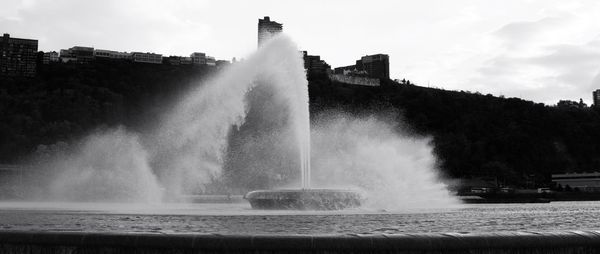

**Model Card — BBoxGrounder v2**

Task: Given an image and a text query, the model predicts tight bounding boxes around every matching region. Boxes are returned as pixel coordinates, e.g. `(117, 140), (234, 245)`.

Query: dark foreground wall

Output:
(1, 231), (600, 254)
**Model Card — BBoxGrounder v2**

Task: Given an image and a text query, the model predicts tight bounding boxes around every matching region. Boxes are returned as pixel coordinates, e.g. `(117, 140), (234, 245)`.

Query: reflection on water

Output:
(0, 201), (598, 234)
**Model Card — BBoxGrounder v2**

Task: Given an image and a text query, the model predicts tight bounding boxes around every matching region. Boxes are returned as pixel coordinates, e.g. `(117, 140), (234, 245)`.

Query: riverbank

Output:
(459, 192), (600, 203)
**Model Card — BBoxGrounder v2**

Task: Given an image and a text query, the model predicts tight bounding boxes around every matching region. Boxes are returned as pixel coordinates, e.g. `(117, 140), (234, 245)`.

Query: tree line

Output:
(2, 64), (600, 187)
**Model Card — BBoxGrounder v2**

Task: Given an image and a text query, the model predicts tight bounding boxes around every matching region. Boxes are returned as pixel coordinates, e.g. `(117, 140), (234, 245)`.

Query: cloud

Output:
(465, 7), (600, 104)
(495, 17), (568, 49)
(1, 0), (213, 55)
(2, 0), (600, 104)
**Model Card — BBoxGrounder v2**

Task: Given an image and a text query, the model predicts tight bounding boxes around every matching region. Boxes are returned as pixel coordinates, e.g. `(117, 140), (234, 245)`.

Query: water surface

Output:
(0, 201), (597, 234)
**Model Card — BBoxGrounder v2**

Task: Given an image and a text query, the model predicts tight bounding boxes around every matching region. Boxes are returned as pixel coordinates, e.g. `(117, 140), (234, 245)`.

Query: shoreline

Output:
(459, 192), (600, 203)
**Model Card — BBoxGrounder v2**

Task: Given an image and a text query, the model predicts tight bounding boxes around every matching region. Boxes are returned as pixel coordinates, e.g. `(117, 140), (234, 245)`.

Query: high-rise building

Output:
(0, 33), (38, 77)
(258, 16), (282, 47)
(593, 89), (600, 107)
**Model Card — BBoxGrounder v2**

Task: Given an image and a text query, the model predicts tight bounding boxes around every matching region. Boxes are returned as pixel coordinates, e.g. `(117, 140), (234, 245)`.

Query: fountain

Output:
(237, 35), (362, 210)
(244, 189), (362, 210)
(7, 33), (454, 211)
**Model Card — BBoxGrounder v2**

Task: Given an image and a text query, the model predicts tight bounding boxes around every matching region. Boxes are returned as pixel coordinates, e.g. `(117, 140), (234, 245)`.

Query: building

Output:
(557, 99), (587, 109)
(94, 49), (132, 60)
(166, 56), (181, 65)
(334, 54), (389, 79)
(59, 46), (95, 63)
(42, 51), (59, 64)
(206, 56), (216, 66)
(59, 49), (76, 62)
(131, 52), (162, 64)
(552, 172), (600, 192)
(593, 89), (600, 107)
(0, 33), (38, 77)
(191, 52), (206, 65)
(181, 56), (192, 65)
(166, 56), (192, 65)
(258, 16), (282, 47)
(358, 54), (389, 79)
(302, 51), (331, 77)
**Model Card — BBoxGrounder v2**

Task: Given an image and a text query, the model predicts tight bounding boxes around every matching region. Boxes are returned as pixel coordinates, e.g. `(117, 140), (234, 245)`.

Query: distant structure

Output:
(0, 33), (38, 77)
(552, 172), (600, 192)
(593, 89), (600, 107)
(166, 56), (192, 65)
(206, 56), (216, 66)
(334, 54), (390, 79)
(191, 52), (207, 65)
(60, 46), (94, 63)
(3, 34), (227, 69)
(131, 52), (162, 64)
(557, 99), (587, 109)
(42, 51), (59, 64)
(258, 16), (282, 47)
(94, 49), (132, 60)
(302, 51), (331, 78)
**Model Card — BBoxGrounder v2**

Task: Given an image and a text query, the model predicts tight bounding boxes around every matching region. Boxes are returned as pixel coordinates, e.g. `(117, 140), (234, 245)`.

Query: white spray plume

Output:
(311, 113), (458, 210)
(149, 34), (309, 197)
(12, 34), (456, 209)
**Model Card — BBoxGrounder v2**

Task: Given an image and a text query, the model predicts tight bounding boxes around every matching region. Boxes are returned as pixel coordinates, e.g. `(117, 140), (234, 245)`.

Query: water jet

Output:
(242, 35), (363, 210)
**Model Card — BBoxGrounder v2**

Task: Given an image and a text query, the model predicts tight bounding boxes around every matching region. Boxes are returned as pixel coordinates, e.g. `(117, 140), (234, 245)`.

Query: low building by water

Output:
(552, 172), (600, 192)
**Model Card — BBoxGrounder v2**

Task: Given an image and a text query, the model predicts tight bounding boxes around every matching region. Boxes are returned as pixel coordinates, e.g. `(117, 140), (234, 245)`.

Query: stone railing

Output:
(1, 231), (600, 253)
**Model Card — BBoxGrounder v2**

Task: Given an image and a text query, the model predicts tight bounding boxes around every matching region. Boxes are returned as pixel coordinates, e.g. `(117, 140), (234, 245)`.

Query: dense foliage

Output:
(2, 63), (600, 187)
(308, 75), (600, 187)
(0, 60), (212, 162)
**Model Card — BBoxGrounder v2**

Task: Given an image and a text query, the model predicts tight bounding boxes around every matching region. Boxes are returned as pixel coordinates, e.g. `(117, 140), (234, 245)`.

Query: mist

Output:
(7, 35), (457, 210)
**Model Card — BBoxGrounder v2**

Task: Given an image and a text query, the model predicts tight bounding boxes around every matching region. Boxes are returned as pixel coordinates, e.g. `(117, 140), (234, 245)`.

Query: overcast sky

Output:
(2, 0), (600, 104)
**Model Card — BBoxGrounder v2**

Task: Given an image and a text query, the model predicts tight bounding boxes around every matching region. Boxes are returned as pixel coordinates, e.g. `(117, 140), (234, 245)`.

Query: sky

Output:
(2, 0), (600, 104)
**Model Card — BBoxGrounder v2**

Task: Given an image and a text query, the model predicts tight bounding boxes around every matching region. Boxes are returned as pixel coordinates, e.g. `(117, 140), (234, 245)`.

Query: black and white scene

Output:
(2, 0), (600, 253)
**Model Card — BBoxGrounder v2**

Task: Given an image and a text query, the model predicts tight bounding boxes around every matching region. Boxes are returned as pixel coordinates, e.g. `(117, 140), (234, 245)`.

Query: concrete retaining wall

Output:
(1, 231), (600, 253)
(329, 74), (380, 87)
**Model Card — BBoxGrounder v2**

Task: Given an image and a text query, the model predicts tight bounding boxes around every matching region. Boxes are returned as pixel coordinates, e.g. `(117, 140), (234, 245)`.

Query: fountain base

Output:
(244, 189), (362, 210)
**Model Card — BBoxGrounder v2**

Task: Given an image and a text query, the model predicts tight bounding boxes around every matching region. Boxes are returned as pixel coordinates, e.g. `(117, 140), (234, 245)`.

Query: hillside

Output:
(0, 60), (214, 162)
(308, 75), (600, 187)
(2, 64), (600, 187)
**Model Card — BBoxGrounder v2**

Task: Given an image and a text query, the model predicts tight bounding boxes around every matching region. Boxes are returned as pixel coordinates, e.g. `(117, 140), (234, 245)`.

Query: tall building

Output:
(258, 16), (282, 47)
(593, 89), (600, 107)
(0, 33), (38, 77)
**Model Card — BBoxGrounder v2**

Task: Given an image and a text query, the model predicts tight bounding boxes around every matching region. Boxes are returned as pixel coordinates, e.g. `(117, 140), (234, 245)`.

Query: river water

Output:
(0, 201), (598, 235)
